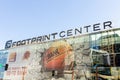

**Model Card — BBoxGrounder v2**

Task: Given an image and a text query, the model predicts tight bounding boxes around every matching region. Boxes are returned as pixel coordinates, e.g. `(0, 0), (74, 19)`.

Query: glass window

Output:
(90, 33), (96, 49)
(114, 29), (120, 53)
(95, 32), (101, 49)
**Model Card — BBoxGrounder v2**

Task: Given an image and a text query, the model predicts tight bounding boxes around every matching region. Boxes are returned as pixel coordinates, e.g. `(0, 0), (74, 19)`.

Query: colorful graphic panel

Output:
(0, 50), (8, 79)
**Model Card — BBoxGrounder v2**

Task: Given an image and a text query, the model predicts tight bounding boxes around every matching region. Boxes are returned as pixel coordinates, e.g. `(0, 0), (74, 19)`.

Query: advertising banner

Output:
(3, 46), (33, 80)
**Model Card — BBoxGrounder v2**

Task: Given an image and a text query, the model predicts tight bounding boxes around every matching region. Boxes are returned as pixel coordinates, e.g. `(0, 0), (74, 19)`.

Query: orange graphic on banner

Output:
(43, 40), (73, 70)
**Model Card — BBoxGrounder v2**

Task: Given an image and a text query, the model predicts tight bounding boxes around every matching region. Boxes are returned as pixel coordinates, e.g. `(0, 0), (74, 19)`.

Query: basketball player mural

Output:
(24, 39), (91, 80)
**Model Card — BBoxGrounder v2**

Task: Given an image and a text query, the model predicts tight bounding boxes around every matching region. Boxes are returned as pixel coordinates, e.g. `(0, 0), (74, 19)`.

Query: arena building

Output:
(0, 21), (120, 80)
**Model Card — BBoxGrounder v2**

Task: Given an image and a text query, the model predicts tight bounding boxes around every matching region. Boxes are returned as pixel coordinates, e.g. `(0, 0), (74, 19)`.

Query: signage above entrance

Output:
(5, 21), (113, 49)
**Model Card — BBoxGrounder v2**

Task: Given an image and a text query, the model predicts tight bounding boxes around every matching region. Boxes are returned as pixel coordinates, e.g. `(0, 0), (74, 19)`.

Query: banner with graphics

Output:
(3, 46), (32, 80)
(3, 37), (91, 80)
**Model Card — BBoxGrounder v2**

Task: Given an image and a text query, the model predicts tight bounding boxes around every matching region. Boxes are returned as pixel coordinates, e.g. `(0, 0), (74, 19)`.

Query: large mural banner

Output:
(3, 37), (92, 80)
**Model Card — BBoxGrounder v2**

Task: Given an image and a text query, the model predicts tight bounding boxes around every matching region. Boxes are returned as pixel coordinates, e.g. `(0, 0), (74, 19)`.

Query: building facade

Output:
(0, 28), (120, 80)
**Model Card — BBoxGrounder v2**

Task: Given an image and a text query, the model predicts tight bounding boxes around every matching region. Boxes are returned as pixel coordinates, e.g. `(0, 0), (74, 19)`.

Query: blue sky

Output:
(0, 0), (120, 49)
